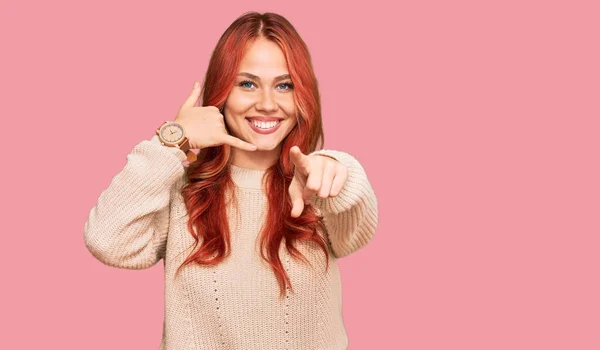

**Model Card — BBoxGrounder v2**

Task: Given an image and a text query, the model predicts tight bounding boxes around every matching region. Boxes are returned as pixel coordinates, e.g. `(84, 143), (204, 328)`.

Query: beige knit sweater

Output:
(84, 134), (378, 350)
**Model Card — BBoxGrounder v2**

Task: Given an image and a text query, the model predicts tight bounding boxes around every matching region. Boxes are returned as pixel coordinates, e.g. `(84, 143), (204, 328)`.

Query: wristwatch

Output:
(156, 121), (197, 163)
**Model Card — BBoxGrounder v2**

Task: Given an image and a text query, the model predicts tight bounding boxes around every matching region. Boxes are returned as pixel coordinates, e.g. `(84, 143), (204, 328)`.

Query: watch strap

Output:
(179, 137), (198, 163)
(178, 136), (190, 152)
(185, 150), (197, 163)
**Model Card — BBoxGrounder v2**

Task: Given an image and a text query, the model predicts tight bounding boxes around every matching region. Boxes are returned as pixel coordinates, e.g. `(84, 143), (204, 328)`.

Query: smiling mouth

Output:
(247, 119), (281, 129)
(245, 118), (283, 135)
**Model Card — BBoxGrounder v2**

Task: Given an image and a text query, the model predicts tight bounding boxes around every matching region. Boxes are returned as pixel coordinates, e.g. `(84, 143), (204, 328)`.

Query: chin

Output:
(253, 142), (281, 151)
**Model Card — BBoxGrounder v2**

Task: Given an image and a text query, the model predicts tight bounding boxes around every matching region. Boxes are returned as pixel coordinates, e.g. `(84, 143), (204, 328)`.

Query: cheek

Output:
(288, 116), (298, 128)
(281, 98), (296, 116)
(284, 118), (298, 136)
(223, 112), (241, 129)
(226, 91), (254, 112)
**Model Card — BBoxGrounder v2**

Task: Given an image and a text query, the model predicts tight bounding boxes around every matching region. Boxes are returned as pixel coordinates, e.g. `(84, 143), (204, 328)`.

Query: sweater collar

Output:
(230, 164), (267, 190)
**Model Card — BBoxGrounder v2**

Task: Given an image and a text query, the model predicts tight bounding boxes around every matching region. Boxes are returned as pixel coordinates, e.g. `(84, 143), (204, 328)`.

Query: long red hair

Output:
(175, 11), (330, 298)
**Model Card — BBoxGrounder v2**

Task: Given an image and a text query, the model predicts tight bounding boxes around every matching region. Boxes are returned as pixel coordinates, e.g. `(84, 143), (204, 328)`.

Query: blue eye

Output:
(238, 80), (294, 90)
(239, 80), (255, 88)
(277, 82), (294, 90)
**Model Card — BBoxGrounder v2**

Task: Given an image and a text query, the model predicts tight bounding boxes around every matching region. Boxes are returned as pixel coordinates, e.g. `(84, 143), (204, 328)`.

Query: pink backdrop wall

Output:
(3, 0), (599, 349)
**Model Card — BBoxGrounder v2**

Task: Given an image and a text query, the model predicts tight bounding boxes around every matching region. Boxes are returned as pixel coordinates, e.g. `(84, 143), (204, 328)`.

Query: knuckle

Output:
(306, 183), (319, 191)
(325, 161), (337, 172)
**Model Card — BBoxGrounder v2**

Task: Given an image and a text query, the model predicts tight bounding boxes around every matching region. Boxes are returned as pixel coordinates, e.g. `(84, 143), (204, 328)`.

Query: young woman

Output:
(84, 11), (378, 350)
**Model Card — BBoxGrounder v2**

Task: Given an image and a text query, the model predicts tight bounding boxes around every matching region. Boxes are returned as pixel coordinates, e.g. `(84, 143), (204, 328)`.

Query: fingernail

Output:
(193, 81), (199, 89)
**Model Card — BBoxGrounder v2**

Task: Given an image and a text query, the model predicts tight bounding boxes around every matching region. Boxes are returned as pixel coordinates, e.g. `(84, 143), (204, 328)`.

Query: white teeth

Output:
(250, 120), (280, 129)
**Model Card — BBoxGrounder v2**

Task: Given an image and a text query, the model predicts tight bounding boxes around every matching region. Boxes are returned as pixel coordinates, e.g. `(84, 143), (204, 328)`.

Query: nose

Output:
(255, 89), (278, 112)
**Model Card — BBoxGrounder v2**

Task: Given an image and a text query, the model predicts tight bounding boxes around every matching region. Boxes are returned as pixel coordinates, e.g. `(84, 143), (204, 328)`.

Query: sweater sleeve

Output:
(83, 134), (188, 269)
(308, 149), (379, 258)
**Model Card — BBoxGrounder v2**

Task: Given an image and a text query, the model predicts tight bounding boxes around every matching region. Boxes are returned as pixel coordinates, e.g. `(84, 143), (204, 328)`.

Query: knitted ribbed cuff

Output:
(150, 134), (189, 163)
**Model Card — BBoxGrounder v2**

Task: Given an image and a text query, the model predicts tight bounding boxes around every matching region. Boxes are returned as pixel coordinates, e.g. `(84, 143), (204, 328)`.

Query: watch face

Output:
(161, 123), (184, 143)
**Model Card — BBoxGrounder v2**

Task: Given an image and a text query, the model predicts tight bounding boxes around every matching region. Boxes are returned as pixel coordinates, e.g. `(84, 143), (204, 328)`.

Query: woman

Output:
(84, 11), (378, 350)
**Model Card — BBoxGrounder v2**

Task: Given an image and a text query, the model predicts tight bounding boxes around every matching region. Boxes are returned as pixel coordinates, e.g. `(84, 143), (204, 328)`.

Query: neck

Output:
(230, 146), (281, 170)
(229, 163), (267, 190)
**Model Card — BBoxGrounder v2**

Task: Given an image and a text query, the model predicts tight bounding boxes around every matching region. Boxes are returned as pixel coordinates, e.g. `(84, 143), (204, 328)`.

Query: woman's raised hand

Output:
(174, 82), (258, 151)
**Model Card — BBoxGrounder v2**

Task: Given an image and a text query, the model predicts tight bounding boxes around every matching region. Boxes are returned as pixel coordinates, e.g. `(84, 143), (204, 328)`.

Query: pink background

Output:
(3, 0), (599, 349)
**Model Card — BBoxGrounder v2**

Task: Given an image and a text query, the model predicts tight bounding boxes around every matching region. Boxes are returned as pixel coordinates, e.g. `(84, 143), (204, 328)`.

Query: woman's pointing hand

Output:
(288, 146), (348, 218)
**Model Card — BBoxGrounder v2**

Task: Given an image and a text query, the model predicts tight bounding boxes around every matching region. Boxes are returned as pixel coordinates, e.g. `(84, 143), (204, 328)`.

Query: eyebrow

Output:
(238, 72), (291, 82)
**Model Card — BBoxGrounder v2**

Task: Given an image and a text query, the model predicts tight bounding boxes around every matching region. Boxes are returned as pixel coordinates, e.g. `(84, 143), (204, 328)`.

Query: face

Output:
(223, 37), (297, 155)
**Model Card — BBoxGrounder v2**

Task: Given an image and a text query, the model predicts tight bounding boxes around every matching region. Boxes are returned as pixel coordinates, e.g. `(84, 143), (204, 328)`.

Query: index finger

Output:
(290, 146), (310, 174)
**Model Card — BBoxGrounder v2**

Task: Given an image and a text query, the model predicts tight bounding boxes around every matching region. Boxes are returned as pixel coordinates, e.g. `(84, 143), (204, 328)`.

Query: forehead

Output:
(238, 38), (288, 77)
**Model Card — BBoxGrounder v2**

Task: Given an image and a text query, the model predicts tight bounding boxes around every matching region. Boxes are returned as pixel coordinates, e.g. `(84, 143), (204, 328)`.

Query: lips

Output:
(246, 118), (282, 135)
(245, 116), (283, 122)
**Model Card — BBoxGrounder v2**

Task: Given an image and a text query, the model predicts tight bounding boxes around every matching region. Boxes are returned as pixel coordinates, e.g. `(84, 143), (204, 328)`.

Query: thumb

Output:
(289, 178), (305, 218)
(182, 81), (201, 108)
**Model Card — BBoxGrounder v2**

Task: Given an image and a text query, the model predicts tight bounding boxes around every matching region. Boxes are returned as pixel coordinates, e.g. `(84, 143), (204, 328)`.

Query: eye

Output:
(239, 80), (256, 89)
(277, 81), (294, 90)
